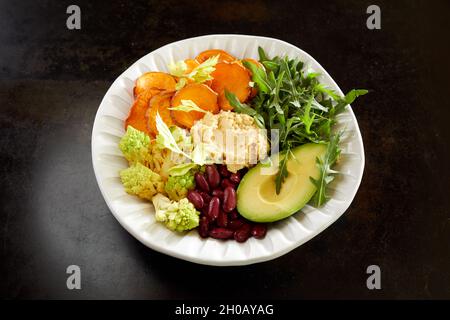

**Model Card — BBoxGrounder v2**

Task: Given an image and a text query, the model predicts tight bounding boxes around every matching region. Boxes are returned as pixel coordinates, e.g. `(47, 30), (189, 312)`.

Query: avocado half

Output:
(236, 143), (327, 223)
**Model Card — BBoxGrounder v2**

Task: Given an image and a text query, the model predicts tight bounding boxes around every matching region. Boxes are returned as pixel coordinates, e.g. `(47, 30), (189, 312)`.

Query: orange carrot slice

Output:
(171, 83), (219, 128)
(210, 61), (251, 110)
(134, 72), (176, 97)
(125, 90), (153, 135)
(146, 91), (175, 136)
(195, 49), (235, 64)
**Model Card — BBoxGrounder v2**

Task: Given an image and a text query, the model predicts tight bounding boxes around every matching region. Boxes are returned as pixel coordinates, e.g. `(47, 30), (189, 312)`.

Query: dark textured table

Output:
(1, 0), (449, 299)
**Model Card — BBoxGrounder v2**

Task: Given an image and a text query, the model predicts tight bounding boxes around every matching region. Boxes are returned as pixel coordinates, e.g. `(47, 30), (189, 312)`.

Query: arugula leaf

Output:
(224, 90), (256, 116)
(310, 134), (341, 207)
(225, 90), (266, 128)
(334, 89), (369, 114)
(275, 148), (290, 194)
(315, 84), (340, 100)
(268, 70), (285, 114)
(242, 60), (271, 94)
(307, 72), (320, 79)
(300, 98), (315, 134)
(262, 61), (278, 71)
(253, 114), (266, 129)
(239, 47), (367, 204)
(258, 46), (268, 62)
(344, 89), (369, 104)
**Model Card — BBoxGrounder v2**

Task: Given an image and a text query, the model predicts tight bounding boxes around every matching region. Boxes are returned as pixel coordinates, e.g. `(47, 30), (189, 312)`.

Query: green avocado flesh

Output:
(236, 143), (327, 223)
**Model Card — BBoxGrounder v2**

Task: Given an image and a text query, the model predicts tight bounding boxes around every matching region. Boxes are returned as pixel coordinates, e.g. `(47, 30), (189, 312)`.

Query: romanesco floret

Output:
(152, 193), (200, 232)
(164, 170), (195, 201)
(119, 126), (151, 165)
(120, 163), (165, 200)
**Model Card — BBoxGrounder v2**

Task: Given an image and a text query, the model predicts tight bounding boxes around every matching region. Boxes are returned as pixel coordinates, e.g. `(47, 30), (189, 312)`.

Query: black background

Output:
(1, 0), (450, 299)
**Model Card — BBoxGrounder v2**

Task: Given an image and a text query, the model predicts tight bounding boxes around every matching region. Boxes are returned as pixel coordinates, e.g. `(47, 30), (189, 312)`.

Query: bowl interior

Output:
(91, 35), (365, 266)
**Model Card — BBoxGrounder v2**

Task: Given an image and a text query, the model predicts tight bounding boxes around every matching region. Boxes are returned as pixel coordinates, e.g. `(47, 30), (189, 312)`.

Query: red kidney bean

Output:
(229, 210), (239, 220)
(206, 165), (220, 188)
(228, 219), (244, 230)
(212, 189), (224, 200)
(229, 172), (241, 184)
(187, 190), (204, 209)
(201, 205), (209, 217)
(251, 224), (267, 239)
(217, 209), (228, 228)
(207, 196), (220, 221)
(234, 224), (252, 242)
(218, 165), (231, 177)
(223, 187), (237, 212)
(221, 178), (236, 189)
(199, 191), (211, 204)
(195, 172), (210, 193)
(199, 216), (210, 238)
(209, 228), (234, 240)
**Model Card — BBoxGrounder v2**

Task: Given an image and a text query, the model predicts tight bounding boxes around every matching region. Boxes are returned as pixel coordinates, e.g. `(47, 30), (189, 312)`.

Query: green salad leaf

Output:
(155, 112), (191, 158)
(168, 163), (198, 176)
(188, 54), (219, 83)
(224, 90), (256, 116)
(310, 134), (342, 207)
(226, 47), (368, 204)
(274, 147), (290, 194)
(168, 55), (219, 90)
(169, 99), (207, 113)
(168, 60), (188, 77)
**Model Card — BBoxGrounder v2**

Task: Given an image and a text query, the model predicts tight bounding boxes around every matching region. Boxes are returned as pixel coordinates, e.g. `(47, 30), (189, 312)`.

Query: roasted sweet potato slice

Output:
(184, 59), (200, 73)
(180, 59), (212, 86)
(146, 91), (175, 136)
(178, 59), (214, 87)
(242, 58), (264, 98)
(125, 90), (153, 135)
(134, 72), (176, 97)
(210, 61), (251, 110)
(171, 83), (219, 128)
(195, 49), (235, 64)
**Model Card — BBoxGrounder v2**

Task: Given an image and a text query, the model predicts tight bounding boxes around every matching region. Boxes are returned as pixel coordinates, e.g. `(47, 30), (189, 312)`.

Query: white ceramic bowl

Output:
(91, 34), (365, 266)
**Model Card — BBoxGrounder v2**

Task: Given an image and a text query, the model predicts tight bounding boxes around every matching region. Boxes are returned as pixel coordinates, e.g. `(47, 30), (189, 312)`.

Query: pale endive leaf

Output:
(155, 112), (190, 158)
(168, 100), (207, 113)
(168, 60), (188, 77)
(188, 54), (219, 83)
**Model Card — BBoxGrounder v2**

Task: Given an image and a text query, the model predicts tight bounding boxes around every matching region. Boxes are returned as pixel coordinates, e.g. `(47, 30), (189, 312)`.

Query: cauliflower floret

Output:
(119, 126), (152, 165)
(152, 194), (200, 232)
(150, 126), (193, 180)
(147, 141), (171, 179)
(164, 170), (195, 201)
(190, 111), (268, 172)
(120, 163), (165, 200)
